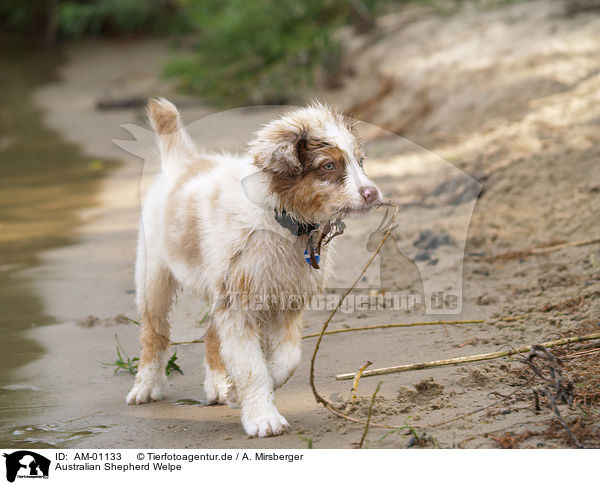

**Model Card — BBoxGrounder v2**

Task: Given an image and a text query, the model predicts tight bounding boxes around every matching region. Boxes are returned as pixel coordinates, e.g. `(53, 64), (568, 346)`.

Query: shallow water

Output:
(0, 39), (114, 446)
(8, 423), (112, 448)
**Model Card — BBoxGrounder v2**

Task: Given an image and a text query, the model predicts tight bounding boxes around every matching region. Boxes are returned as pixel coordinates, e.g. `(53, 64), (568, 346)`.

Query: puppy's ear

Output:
(249, 119), (310, 176)
(295, 135), (311, 170)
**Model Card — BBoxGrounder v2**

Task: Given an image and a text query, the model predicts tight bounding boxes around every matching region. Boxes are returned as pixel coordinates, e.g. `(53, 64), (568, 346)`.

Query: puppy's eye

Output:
(322, 161), (335, 171)
(358, 157), (365, 168)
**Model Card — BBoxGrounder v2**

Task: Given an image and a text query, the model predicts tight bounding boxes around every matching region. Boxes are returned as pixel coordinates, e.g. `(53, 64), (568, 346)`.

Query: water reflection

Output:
(0, 39), (114, 446)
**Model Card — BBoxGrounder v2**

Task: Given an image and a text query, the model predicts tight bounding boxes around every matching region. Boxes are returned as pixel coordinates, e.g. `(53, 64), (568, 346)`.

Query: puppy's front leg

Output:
(267, 310), (303, 389)
(215, 308), (289, 437)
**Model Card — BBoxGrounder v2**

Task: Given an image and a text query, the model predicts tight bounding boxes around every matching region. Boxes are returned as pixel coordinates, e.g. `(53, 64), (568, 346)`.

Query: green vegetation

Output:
(164, 0), (384, 106)
(103, 334), (183, 377)
(300, 435), (314, 448)
(1, 0), (385, 105)
(378, 420), (419, 443)
(2, 1), (531, 105)
(103, 334), (140, 376)
(3, 0), (545, 109)
(0, 0), (184, 40)
(165, 351), (184, 376)
(57, 0), (183, 38)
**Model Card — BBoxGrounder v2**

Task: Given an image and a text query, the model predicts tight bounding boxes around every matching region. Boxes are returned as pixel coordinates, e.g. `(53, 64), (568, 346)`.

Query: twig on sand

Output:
(541, 387), (585, 448)
(488, 237), (600, 262)
(309, 202), (400, 430)
(352, 361), (373, 400)
(501, 316), (523, 322)
(358, 380), (384, 448)
(518, 345), (586, 448)
(301, 319), (484, 340)
(170, 319), (485, 346)
(171, 338), (204, 346)
(335, 332), (600, 380)
(529, 237), (600, 255)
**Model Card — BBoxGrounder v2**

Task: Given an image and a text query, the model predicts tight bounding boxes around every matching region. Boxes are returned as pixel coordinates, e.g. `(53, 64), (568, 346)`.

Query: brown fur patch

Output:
(181, 198), (203, 263)
(168, 158), (214, 198)
(252, 125), (308, 175)
(281, 310), (303, 345)
(229, 270), (252, 309)
(164, 159), (214, 265)
(140, 323), (170, 367)
(204, 324), (226, 373)
(316, 146), (347, 183)
(269, 142), (349, 222)
(148, 98), (179, 135)
(138, 269), (177, 367)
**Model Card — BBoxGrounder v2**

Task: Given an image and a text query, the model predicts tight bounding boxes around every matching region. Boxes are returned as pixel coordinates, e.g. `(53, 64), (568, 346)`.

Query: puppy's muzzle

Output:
(359, 186), (380, 205)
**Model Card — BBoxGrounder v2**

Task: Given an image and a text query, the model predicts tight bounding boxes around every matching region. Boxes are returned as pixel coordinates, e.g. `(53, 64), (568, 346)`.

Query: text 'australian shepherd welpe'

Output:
(126, 98), (382, 437)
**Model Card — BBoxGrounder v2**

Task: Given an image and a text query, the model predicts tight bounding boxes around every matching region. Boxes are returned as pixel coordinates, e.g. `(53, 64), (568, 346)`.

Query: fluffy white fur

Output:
(126, 98), (381, 437)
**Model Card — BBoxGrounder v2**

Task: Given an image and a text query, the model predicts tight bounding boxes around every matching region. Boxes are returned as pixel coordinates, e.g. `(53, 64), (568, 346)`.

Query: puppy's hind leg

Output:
(203, 323), (231, 405)
(126, 262), (177, 405)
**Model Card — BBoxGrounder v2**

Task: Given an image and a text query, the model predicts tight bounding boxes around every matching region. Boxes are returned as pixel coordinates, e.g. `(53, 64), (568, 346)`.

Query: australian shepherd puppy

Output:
(126, 98), (382, 437)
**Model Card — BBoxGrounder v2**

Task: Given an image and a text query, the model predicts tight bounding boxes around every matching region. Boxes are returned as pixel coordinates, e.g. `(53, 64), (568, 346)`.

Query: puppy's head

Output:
(249, 103), (382, 224)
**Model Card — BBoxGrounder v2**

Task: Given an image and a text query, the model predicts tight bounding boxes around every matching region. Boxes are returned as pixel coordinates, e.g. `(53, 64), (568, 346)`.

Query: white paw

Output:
(126, 382), (164, 404)
(204, 370), (230, 405)
(242, 409), (289, 438)
(205, 391), (228, 406)
(225, 388), (240, 409)
(126, 364), (165, 404)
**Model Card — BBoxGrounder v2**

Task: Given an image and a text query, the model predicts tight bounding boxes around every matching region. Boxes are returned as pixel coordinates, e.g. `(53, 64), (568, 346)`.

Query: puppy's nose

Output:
(360, 186), (379, 204)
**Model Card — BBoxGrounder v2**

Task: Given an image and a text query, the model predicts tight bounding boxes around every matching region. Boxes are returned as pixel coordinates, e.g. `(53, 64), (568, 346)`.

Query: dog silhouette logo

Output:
(3, 451), (50, 482)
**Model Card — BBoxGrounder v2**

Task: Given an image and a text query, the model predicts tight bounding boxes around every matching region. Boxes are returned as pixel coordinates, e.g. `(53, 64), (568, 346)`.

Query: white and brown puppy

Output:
(126, 98), (382, 437)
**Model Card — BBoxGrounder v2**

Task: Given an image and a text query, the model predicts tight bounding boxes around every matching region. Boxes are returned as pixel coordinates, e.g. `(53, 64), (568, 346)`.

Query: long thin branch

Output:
(171, 338), (204, 346)
(529, 237), (600, 255)
(170, 319), (485, 346)
(489, 237), (600, 262)
(358, 380), (384, 448)
(352, 361), (373, 400)
(301, 319), (484, 339)
(309, 202), (401, 430)
(335, 332), (600, 380)
(541, 387), (586, 449)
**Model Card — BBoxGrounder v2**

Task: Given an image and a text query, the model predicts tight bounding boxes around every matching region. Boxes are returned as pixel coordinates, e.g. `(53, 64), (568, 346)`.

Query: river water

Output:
(0, 40), (113, 446)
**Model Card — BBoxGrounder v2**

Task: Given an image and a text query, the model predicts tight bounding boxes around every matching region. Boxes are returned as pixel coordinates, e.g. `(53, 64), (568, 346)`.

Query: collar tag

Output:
(304, 248), (320, 267)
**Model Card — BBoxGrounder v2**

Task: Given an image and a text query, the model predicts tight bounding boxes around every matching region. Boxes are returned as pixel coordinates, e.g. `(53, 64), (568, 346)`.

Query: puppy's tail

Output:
(147, 97), (197, 176)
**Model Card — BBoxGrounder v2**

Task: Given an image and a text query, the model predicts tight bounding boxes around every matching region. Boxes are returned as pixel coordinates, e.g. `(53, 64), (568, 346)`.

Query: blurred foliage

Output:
(57, 0), (183, 37)
(0, 0), (184, 40)
(0, 0), (387, 105)
(1, 1), (537, 105)
(164, 0), (387, 106)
